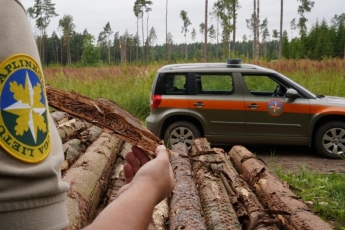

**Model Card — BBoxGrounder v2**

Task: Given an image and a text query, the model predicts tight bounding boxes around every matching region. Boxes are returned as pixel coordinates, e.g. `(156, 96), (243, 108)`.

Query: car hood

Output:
(319, 95), (345, 106)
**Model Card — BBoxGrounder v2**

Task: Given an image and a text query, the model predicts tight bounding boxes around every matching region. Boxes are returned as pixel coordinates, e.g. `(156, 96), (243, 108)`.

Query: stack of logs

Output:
(51, 111), (332, 230)
(47, 87), (332, 230)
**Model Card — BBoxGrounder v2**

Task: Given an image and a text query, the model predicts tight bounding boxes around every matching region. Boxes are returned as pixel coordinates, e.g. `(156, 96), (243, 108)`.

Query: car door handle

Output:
(247, 104), (259, 109)
(193, 102), (204, 107)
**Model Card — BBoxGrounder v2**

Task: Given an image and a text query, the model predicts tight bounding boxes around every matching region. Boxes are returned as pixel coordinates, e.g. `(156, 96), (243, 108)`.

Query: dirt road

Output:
(219, 145), (345, 174)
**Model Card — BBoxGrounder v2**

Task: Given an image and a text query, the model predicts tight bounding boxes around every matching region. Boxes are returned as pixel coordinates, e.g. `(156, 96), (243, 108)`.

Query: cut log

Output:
(79, 125), (103, 144)
(148, 198), (169, 230)
(118, 142), (133, 159)
(169, 143), (207, 230)
(191, 139), (242, 230)
(61, 139), (84, 171)
(57, 118), (92, 142)
(229, 146), (333, 230)
(62, 132), (121, 229)
(107, 158), (126, 204)
(47, 86), (162, 156)
(209, 150), (281, 229)
(50, 111), (70, 126)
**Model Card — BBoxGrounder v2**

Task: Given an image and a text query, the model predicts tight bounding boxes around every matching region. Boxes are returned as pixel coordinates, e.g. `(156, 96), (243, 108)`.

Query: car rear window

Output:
(163, 74), (187, 95)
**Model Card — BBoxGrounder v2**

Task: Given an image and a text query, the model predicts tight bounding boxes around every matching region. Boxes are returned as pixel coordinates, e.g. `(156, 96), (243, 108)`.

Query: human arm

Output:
(84, 145), (175, 230)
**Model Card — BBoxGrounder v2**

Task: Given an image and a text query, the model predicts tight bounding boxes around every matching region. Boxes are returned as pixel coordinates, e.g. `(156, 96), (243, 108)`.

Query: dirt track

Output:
(219, 145), (345, 174)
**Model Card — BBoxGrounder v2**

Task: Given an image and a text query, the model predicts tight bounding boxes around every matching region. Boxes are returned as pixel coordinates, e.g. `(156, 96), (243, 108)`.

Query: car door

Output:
(187, 72), (245, 142)
(240, 73), (311, 138)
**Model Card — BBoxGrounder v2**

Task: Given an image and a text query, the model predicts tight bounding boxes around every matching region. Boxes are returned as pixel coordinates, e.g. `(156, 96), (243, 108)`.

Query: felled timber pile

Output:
(47, 86), (332, 230)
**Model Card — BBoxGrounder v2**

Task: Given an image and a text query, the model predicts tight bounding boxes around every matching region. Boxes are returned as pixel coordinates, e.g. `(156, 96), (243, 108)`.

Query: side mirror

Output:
(285, 88), (300, 98)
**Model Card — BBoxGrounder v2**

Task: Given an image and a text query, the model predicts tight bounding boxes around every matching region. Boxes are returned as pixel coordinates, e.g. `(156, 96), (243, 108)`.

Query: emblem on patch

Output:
(0, 55), (51, 163)
(267, 99), (283, 116)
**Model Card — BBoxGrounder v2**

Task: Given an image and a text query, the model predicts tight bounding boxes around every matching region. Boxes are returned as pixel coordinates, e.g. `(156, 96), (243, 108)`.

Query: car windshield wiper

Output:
(316, 95), (325, 98)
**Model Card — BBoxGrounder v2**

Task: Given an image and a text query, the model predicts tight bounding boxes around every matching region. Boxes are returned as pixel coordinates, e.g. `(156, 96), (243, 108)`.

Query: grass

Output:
(273, 166), (345, 229)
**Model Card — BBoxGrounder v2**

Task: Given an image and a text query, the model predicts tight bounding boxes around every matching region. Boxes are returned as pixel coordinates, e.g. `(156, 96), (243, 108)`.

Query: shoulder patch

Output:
(0, 54), (51, 163)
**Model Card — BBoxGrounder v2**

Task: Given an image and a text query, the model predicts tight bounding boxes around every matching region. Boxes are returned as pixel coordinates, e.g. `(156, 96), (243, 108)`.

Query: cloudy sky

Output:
(21, 0), (345, 45)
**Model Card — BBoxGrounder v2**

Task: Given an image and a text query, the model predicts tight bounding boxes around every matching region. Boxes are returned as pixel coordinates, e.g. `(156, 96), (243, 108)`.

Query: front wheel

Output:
(164, 121), (200, 149)
(314, 121), (345, 158)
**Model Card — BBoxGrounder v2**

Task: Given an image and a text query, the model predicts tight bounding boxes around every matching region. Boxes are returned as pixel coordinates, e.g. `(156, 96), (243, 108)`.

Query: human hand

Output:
(117, 145), (175, 204)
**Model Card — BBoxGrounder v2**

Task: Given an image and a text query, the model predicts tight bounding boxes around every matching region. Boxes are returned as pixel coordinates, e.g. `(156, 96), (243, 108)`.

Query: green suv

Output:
(145, 60), (345, 158)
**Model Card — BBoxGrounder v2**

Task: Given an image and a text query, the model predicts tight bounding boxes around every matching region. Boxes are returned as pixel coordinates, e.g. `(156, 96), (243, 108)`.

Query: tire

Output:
(164, 121), (200, 149)
(314, 121), (345, 159)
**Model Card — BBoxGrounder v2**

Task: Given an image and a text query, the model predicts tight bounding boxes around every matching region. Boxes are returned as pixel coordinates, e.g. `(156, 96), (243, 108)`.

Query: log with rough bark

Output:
(63, 132), (122, 229)
(50, 111), (70, 126)
(169, 143), (207, 230)
(79, 125), (103, 144)
(191, 139), (281, 230)
(61, 139), (84, 171)
(97, 98), (159, 143)
(61, 125), (104, 171)
(229, 145), (333, 230)
(148, 199), (169, 230)
(191, 139), (242, 230)
(46, 86), (162, 155)
(57, 118), (92, 142)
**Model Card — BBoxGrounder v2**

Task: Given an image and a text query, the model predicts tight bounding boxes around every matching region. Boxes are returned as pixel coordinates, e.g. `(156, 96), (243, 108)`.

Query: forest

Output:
(27, 0), (345, 66)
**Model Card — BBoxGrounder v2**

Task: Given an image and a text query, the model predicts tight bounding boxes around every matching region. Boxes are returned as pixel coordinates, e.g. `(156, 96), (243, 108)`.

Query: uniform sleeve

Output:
(0, 1), (70, 229)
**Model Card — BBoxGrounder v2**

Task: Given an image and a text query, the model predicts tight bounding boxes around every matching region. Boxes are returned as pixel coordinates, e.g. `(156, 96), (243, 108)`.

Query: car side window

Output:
(243, 74), (286, 97)
(197, 74), (233, 95)
(163, 74), (187, 94)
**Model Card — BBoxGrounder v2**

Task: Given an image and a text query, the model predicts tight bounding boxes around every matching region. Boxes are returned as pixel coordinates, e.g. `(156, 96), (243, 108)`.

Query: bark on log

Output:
(229, 145), (333, 230)
(62, 132), (121, 229)
(47, 86), (162, 155)
(118, 142), (133, 159)
(148, 198), (169, 230)
(50, 111), (70, 126)
(191, 139), (242, 230)
(61, 139), (84, 171)
(212, 151), (281, 230)
(97, 98), (159, 143)
(107, 158), (126, 204)
(79, 125), (103, 144)
(57, 118), (92, 142)
(169, 143), (207, 230)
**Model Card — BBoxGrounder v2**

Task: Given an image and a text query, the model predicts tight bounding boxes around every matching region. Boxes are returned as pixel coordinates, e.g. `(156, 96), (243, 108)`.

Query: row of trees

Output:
(28, 0), (345, 66)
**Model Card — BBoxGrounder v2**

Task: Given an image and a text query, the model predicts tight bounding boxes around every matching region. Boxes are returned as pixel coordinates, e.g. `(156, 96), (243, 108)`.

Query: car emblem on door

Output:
(267, 99), (283, 116)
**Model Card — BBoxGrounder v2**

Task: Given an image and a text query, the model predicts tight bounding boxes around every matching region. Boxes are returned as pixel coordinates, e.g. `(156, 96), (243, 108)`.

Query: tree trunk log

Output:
(107, 158), (126, 204)
(63, 132), (121, 229)
(191, 139), (242, 230)
(50, 111), (70, 126)
(148, 198), (169, 230)
(229, 145), (333, 230)
(216, 151), (280, 229)
(169, 143), (207, 230)
(57, 118), (92, 142)
(61, 139), (84, 171)
(79, 125), (103, 144)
